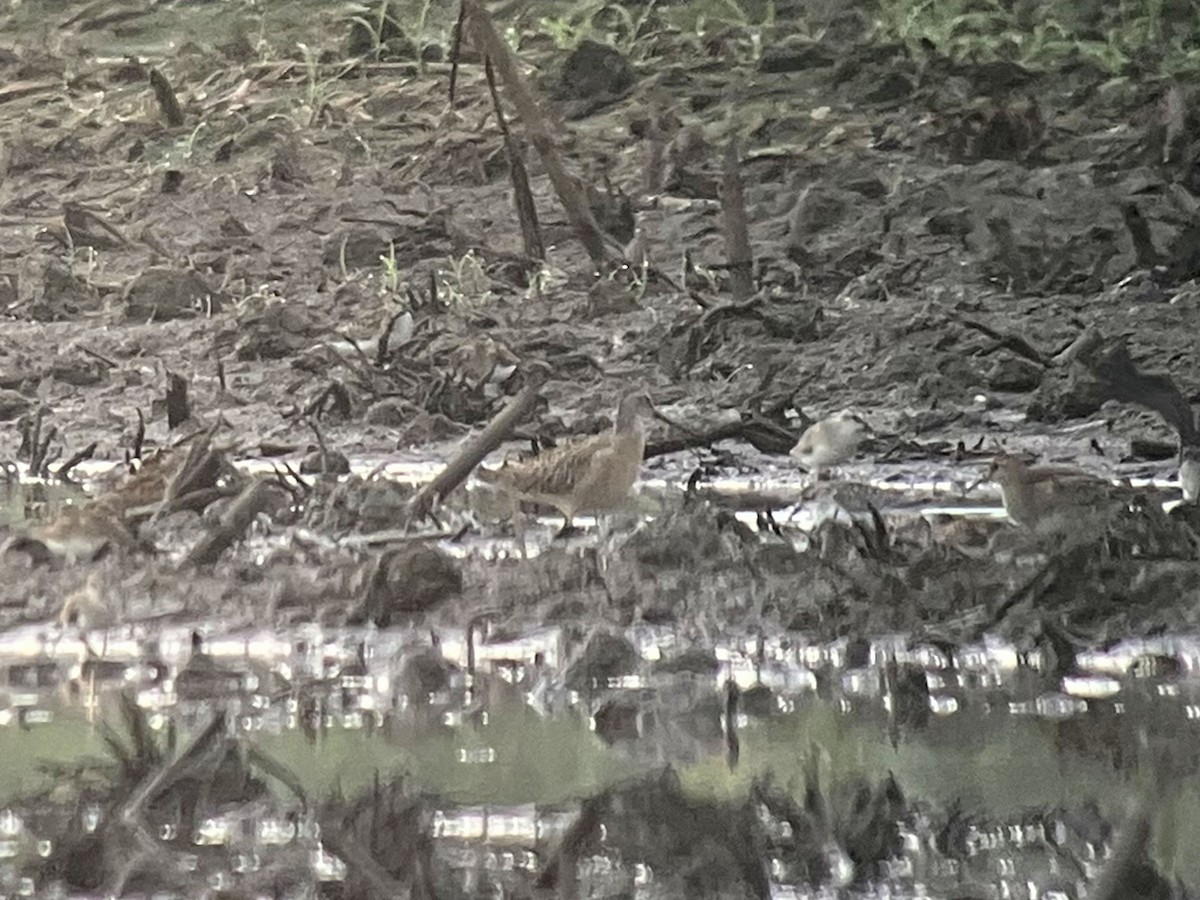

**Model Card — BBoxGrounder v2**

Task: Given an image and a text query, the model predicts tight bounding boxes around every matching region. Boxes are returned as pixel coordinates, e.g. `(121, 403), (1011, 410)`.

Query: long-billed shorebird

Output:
(987, 452), (1127, 537)
(478, 391), (654, 545)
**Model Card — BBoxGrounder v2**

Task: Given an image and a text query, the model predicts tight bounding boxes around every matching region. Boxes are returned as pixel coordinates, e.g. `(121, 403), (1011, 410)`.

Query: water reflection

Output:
(0, 610), (1195, 895)
(1, 461), (1197, 894)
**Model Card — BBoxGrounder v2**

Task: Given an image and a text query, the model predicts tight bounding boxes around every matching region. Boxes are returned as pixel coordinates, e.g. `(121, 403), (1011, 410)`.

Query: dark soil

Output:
(1, 1), (1199, 476)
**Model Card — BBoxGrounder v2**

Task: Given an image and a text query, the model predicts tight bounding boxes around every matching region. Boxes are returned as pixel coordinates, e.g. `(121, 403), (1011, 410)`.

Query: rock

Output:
(0, 388), (30, 421)
(554, 40), (636, 101)
(564, 631), (639, 692)
(121, 267), (223, 321)
(985, 354), (1043, 392)
(321, 226), (390, 270)
(365, 398), (408, 427)
(300, 448), (350, 475)
(236, 302), (326, 360)
(34, 261), (101, 321)
(1027, 368), (1107, 422)
(362, 545), (463, 625)
(47, 355), (104, 387)
(788, 185), (850, 238)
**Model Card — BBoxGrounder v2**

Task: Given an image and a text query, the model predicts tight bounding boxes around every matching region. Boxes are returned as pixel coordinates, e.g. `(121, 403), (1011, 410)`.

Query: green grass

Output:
(872, 0), (1200, 75)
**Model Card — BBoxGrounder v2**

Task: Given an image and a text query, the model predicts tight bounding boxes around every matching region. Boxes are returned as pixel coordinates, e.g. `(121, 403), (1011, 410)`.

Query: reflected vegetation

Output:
(0, 605), (1196, 897)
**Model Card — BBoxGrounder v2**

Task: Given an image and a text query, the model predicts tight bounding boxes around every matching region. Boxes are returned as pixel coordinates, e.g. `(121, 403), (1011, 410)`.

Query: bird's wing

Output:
(483, 435), (609, 498)
(569, 443), (620, 507)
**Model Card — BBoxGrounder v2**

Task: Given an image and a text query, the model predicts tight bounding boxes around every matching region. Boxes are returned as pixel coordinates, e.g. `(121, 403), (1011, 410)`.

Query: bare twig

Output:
(401, 383), (542, 525)
(461, 0), (614, 266)
(183, 478), (275, 566)
(57, 441), (97, 483)
(720, 140), (754, 301)
(79, 345), (118, 369)
(485, 57), (544, 261)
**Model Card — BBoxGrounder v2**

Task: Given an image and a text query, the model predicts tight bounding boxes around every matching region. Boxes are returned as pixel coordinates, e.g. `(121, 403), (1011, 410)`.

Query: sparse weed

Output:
(295, 41), (347, 127)
(532, 0), (644, 51)
(346, 0), (398, 57)
(516, 0), (774, 62)
(438, 251), (494, 308)
(379, 241), (401, 297)
(874, 0), (1200, 74)
(347, 0), (444, 70)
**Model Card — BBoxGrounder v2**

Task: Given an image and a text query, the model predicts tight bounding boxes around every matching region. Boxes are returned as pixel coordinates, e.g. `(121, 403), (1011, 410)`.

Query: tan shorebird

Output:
(2, 504), (138, 565)
(987, 453), (1128, 537)
(478, 391), (654, 540)
(790, 413), (869, 478)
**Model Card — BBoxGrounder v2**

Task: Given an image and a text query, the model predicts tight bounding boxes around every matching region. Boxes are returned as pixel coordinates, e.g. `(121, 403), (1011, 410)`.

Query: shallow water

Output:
(1, 458), (1196, 896)
(1, 612), (1198, 895)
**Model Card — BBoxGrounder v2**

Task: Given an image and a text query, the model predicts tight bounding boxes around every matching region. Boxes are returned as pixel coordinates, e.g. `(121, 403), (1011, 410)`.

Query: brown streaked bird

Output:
(478, 391), (654, 536)
(2, 505), (138, 566)
(987, 453), (1128, 536)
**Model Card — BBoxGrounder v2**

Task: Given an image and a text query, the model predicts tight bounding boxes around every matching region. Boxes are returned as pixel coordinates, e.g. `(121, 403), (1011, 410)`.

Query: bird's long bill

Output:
(964, 470), (989, 493)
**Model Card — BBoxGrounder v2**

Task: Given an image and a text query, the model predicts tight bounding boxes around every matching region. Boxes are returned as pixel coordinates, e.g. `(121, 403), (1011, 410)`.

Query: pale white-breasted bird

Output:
(1180, 445), (1200, 503)
(789, 413), (870, 477)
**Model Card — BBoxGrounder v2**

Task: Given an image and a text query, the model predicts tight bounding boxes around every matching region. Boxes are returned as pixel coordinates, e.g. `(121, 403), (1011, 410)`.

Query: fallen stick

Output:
(401, 384), (542, 525)
(1069, 328), (1197, 446)
(183, 478), (275, 566)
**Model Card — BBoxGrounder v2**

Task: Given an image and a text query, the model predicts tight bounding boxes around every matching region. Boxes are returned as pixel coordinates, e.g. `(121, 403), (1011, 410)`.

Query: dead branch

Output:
(952, 314), (1048, 367)
(165, 369), (190, 429)
(401, 383), (542, 525)
(149, 68), (185, 127)
(461, 0), (614, 266)
(150, 424), (223, 523)
(57, 441), (97, 483)
(183, 478), (275, 566)
(486, 57), (545, 261)
(1070, 328), (1197, 445)
(719, 140), (754, 301)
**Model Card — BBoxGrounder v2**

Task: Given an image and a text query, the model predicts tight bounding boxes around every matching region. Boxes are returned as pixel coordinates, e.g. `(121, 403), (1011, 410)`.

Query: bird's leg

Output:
(596, 512), (616, 574)
(511, 496), (528, 561)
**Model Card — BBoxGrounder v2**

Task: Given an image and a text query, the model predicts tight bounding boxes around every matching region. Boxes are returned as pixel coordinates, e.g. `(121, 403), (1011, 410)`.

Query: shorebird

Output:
(58, 570), (112, 629)
(987, 453), (1128, 536)
(478, 391), (654, 543)
(1180, 445), (1200, 503)
(2, 504), (138, 565)
(790, 413), (869, 478)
